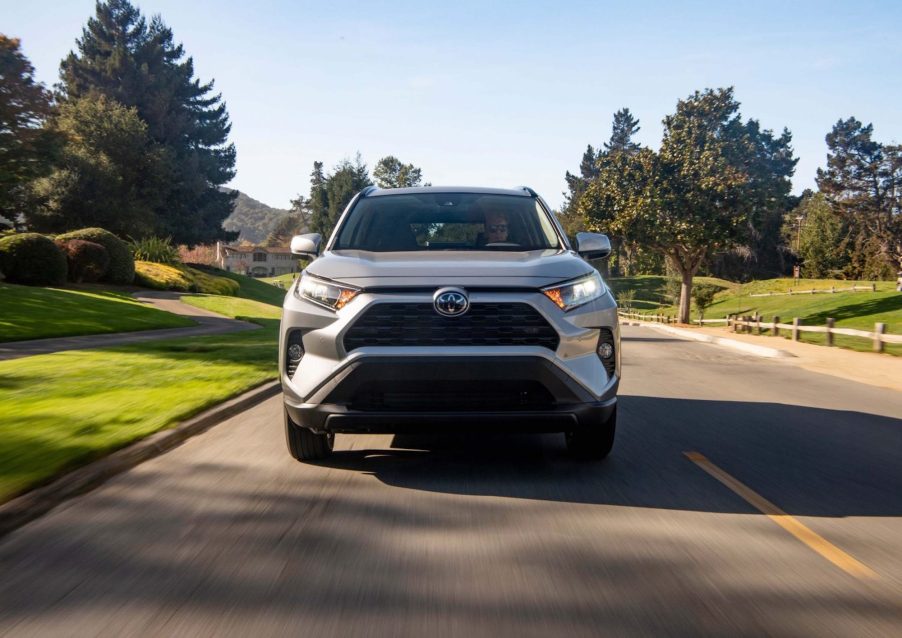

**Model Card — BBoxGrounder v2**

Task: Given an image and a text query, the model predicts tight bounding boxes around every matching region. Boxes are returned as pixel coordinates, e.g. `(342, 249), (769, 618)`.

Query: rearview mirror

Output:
(290, 233), (322, 257)
(575, 232), (611, 259)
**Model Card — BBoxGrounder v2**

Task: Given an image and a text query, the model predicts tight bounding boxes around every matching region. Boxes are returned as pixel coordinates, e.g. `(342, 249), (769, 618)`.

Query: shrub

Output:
(57, 239), (110, 283)
(56, 228), (135, 284)
(134, 261), (239, 295)
(130, 236), (180, 264)
(691, 284), (721, 320)
(0, 233), (68, 286)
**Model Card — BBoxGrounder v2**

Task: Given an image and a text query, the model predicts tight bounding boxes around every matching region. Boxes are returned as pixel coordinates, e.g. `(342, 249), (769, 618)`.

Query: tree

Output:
(373, 156), (424, 188)
(0, 35), (57, 225)
(604, 108), (641, 154)
(816, 117), (902, 273)
(308, 161), (328, 237)
(784, 192), (847, 279)
(309, 155), (372, 240)
(581, 88), (796, 322)
(265, 195), (310, 246)
(26, 95), (164, 237)
(58, 0), (237, 245)
(562, 144), (602, 219)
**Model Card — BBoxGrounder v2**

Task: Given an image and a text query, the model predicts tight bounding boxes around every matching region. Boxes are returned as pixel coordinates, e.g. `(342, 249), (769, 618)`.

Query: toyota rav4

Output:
(279, 186), (620, 460)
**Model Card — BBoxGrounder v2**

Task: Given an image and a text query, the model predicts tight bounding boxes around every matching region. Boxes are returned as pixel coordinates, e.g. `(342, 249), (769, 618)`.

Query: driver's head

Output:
(484, 210), (509, 243)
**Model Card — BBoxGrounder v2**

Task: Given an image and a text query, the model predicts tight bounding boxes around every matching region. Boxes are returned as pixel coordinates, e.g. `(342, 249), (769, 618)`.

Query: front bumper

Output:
(283, 355), (618, 434)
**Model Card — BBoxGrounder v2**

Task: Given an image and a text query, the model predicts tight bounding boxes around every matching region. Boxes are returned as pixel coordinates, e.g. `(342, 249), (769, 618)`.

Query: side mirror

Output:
(575, 232), (611, 259)
(290, 233), (322, 257)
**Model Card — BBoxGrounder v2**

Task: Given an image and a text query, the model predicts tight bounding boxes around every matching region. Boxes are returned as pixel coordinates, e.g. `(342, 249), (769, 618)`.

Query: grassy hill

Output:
(611, 276), (902, 355)
(0, 283), (195, 342)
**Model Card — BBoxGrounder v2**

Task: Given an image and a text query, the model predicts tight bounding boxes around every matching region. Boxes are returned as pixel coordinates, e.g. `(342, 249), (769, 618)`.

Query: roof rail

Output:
(515, 186), (538, 197)
(360, 185), (379, 197)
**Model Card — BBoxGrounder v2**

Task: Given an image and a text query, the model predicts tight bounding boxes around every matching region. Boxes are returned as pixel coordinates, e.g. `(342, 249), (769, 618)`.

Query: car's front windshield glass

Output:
(332, 193), (560, 252)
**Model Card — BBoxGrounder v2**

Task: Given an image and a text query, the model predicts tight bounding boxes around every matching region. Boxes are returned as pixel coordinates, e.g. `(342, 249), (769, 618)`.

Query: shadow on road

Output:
(315, 395), (902, 518)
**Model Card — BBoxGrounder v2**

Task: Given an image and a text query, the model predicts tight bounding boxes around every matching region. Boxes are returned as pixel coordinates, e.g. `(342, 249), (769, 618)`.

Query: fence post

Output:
(872, 283), (877, 292)
(755, 314), (761, 335)
(826, 318), (835, 346)
(830, 286), (835, 293)
(773, 316), (780, 337)
(874, 322), (886, 353)
(792, 317), (800, 341)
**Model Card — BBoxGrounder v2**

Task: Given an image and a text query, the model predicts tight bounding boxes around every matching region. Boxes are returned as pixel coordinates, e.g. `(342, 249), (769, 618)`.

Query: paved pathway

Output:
(644, 322), (902, 392)
(0, 291), (260, 361)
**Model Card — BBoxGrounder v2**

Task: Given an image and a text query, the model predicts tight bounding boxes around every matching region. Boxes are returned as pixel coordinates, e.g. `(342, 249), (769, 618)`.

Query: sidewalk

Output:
(0, 291), (259, 361)
(635, 321), (902, 392)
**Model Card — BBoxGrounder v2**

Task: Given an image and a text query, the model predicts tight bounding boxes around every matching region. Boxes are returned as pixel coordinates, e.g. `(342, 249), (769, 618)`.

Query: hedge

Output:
(0, 233), (67, 286)
(134, 261), (240, 295)
(56, 228), (134, 284)
(57, 239), (110, 283)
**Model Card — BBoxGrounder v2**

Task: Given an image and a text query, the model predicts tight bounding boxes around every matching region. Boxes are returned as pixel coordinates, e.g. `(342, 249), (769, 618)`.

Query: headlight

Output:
(295, 273), (360, 311)
(542, 271), (605, 311)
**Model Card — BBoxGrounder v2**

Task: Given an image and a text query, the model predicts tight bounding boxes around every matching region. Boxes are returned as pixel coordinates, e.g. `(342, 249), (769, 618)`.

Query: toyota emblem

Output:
(433, 287), (469, 317)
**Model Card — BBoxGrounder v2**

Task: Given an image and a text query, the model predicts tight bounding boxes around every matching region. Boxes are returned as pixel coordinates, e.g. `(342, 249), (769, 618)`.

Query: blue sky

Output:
(5, 0), (902, 210)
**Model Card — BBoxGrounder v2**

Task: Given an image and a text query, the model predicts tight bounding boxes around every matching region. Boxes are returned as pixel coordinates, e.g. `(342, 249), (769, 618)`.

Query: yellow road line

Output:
(684, 451), (879, 581)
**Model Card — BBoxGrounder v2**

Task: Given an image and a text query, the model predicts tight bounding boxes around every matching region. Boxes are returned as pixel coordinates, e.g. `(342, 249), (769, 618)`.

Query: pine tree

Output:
(816, 117), (902, 272)
(604, 108), (641, 154)
(58, 0), (237, 245)
(308, 161), (329, 237)
(325, 154), (372, 237)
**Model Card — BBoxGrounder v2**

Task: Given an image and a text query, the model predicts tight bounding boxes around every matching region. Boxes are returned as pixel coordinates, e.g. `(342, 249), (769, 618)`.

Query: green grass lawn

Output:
(0, 283), (195, 342)
(180, 294), (282, 321)
(187, 264), (288, 306)
(614, 276), (902, 356)
(261, 273), (299, 289)
(0, 293), (280, 502)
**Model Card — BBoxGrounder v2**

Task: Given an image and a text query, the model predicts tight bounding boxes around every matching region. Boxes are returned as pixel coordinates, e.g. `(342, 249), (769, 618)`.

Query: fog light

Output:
(287, 343), (303, 362)
(597, 342), (614, 359)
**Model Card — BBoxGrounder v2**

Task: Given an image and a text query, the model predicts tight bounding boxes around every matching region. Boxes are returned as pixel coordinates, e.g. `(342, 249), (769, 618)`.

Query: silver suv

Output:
(279, 186), (620, 461)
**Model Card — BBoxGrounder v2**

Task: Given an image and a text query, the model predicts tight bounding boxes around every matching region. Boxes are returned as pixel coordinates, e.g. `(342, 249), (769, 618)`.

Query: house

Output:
(214, 241), (301, 277)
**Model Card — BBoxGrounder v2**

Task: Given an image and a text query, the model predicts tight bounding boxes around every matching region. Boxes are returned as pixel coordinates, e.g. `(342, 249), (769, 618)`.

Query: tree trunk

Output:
(678, 269), (693, 324)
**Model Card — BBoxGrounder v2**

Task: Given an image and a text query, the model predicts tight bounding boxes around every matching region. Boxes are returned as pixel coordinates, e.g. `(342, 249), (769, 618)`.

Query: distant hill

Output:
(221, 189), (290, 244)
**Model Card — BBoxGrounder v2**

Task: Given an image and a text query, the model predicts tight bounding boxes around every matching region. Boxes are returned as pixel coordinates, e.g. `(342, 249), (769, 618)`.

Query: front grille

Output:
(343, 303), (559, 351)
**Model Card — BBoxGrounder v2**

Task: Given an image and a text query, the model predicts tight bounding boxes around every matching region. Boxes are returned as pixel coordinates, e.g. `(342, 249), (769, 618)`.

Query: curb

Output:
(632, 321), (796, 359)
(0, 379), (281, 538)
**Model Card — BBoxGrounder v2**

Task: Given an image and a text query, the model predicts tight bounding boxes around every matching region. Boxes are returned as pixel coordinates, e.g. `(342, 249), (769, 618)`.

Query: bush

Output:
(130, 236), (180, 264)
(0, 233), (68, 286)
(56, 228), (134, 284)
(57, 239), (110, 283)
(134, 261), (239, 295)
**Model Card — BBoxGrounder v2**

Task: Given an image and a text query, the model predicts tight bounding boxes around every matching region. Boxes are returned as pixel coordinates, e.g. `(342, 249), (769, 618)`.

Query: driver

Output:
(484, 210), (509, 244)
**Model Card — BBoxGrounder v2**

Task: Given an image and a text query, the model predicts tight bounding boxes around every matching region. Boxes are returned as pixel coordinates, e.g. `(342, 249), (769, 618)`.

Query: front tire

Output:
(285, 406), (333, 461)
(566, 405), (616, 460)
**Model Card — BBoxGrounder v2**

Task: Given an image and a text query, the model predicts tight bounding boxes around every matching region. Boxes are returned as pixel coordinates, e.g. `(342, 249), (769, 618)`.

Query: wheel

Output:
(284, 406), (334, 461)
(565, 405), (616, 460)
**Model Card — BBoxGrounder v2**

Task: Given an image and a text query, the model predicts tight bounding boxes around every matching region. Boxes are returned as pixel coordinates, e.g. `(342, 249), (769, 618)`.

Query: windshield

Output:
(332, 193), (561, 252)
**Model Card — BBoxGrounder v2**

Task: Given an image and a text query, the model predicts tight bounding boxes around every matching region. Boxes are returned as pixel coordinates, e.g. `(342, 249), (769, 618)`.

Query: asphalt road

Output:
(1, 326), (901, 637)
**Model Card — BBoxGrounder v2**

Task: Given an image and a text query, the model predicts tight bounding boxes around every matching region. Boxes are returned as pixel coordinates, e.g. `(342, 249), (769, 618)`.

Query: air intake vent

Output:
(343, 303), (559, 351)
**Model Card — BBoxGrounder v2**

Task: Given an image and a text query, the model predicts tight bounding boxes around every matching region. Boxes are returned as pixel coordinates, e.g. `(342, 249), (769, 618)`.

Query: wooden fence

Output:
(618, 310), (901, 353)
(748, 284), (876, 298)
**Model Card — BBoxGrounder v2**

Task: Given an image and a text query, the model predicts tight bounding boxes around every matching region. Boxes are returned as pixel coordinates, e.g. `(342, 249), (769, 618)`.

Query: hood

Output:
(306, 249), (594, 288)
